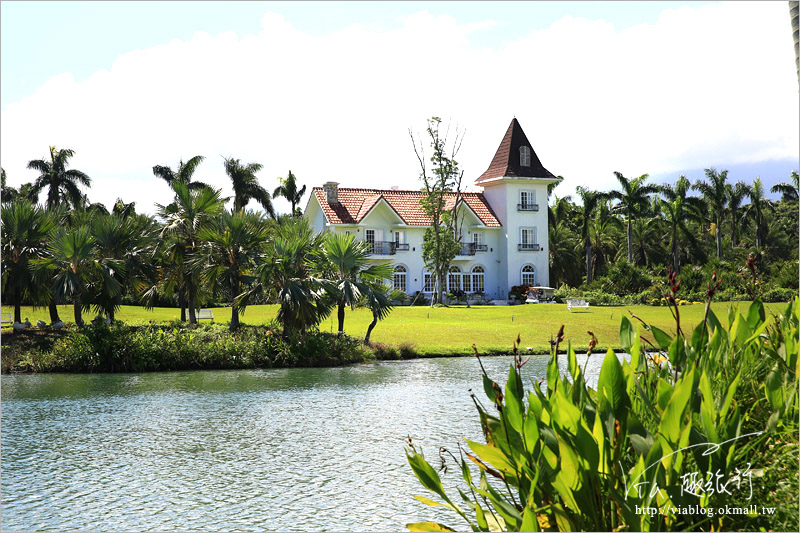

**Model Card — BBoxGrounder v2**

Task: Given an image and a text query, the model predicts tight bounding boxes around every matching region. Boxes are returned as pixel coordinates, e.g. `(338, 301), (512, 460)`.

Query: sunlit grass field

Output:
(2, 300), (788, 355)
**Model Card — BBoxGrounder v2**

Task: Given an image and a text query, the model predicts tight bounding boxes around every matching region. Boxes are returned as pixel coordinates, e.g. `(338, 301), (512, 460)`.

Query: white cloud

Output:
(1, 2), (796, 213)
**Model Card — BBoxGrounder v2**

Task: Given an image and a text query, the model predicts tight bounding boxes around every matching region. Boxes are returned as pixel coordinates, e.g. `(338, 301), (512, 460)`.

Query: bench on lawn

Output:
(196, 309), (214, 320)
(566, 298), (589, 311)
(1, 312), (12, 326)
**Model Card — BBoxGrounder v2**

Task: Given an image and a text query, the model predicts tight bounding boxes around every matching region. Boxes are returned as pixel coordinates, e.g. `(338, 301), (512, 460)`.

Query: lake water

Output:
(1, 354), (607, 531)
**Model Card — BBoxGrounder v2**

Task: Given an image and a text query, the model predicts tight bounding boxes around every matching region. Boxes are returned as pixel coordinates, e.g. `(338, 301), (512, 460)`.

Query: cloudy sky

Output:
(1, 1), (797, 215)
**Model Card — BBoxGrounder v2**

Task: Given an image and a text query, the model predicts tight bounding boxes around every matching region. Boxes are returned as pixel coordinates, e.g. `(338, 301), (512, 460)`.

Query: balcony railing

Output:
(517, 203), (539, 212)
(518, 243), (541, 251)
(368, 241), (408, 255)
(457, 243), (489, 256)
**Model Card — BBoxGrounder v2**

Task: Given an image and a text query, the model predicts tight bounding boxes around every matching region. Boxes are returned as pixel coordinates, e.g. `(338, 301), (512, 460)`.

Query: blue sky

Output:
(1, 1), (797, 213)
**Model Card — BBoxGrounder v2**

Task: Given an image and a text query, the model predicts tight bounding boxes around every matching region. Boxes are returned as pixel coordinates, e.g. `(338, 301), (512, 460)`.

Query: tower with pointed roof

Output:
(476, 118), (559, 294)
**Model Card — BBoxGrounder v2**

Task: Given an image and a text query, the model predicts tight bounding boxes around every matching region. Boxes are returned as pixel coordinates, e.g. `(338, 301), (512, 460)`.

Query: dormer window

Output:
(519, 146), (531, 167)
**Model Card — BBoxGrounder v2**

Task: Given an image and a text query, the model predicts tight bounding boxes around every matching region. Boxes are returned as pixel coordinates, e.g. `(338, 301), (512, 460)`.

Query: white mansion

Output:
(304, 118), (559, 300)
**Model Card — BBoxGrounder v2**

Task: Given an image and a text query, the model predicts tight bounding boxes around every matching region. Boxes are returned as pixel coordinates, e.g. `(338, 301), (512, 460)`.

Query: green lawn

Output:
(2, 300), (788, 355)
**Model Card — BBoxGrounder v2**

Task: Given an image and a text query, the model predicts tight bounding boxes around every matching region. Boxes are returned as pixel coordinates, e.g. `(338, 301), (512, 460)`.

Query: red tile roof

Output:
(311, 188), (502, 227)
(476, 118), (557, 184)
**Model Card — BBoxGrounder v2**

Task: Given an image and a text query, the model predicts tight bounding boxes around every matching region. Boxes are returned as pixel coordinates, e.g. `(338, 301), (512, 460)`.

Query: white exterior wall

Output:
(480, 178), (552, 291)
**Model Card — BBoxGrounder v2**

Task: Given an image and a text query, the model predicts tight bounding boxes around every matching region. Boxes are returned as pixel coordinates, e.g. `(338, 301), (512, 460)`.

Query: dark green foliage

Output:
(599, 261), (653, 295)
(406, 297), (799, 532)
(2, 322), (371, 373)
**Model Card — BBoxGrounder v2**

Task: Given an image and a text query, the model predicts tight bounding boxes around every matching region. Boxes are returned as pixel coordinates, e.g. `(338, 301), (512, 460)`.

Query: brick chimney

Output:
(322, 181), (339, 204)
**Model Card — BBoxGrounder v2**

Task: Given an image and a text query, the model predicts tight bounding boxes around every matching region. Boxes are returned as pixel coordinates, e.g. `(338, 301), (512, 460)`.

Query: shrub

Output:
(599, 261), (653, 295)
(406, 298), (799, 532)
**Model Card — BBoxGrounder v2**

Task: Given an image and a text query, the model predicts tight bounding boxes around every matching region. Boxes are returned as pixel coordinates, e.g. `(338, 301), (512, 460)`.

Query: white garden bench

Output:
(566, 299), (590, 311)
(1, 312), (12, 326)
(196, 309), (214, 320)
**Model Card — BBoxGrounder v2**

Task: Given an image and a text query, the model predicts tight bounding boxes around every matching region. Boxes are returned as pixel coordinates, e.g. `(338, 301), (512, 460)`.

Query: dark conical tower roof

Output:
(476, 118), (556, 184)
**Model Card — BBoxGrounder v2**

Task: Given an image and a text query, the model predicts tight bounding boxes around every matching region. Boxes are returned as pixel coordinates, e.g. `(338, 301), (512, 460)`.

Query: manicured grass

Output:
(2, 300), (788, 355)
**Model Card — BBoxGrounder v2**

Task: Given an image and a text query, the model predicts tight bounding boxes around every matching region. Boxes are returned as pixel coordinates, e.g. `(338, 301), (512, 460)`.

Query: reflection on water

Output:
(1, 353), (609, 531)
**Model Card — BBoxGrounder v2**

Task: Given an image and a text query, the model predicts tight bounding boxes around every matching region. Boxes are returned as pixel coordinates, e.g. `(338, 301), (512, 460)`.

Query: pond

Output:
(1, 353), (608, 531)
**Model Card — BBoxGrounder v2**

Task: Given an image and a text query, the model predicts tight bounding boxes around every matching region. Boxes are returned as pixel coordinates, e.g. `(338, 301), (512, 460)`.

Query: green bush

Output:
(598, 262), (653, 295)
(406, 298), (799, 532)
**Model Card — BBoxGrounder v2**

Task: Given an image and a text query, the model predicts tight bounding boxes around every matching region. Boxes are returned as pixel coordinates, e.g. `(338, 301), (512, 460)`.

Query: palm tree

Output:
(112, 198), (137, 218)
(273, 170), (307, 216)
(588, 201), (623, 280)
(608, 172), (660, 264)
(1, 201), (56, 323)
(548, 221), (581, 287)
(316, 233), (394, 335)
(34, 226), (122, 327)
(575, 186), (608, 283)
(692, 168), (729, 259)
(28, 146), (91, 209)
(771, 170), (799, 202)
(90, 213), (158, 323)
(362, 284), (396, 343)
(197, 210), (270, 331)
(156, 183), (225, 324)
(236, 218), (331, 339)
(223, 157), (276, 218)
(152, 155), (209, 191)
(629, 217), (665, 267)
(659, 175), (705, 274)
(743, 177), (775, 250)
(726, 181), (751, 247)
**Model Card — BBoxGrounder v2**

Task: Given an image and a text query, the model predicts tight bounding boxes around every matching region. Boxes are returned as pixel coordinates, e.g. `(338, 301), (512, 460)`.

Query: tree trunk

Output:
(230, 279), (240, 332)
(672, 227), (680, 275)
(438, 272), (447, 306)
(74, 292), (83, 327)
(230, 304), (239, 332)
(49, 298), (60, 324)
(364, 313), (378, 343)
(715, 217), (723, 258)
(14, 286), (21, 323)
(187, 283), (197, 324)
(791, 1), (799, 84)
(337, 301), (345, 335)
(178, 290), (186, 322)
(109, 308), (115, 325)
(627, 221), (634, 263)
(585, 242), (593, 284)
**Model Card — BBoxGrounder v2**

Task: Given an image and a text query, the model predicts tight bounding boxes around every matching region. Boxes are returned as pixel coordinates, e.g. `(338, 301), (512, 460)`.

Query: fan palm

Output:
(771, 170), (799, 203)
(692, 168), (728, 259)
(588, 201), (623, 280)
(28, 146), (91, 209)
(224, 157), (276, 218)
(152, 155), (209, 191)
(362, 283), (397, 343)
(90, 213), (158, 323)
(659, 176), (705, 274)
(156, 182), (226, 324)
(575, 186), (608, 283)
(1, 201), (56, 322)
(726, 181), (751, 247)
(272, 170), (307, 216)
(197, 210), (270, 331)
(236, 218), (331, 338)
(742, 177), (775, 250)
(608, 172), (660, 264)
(548, 221), (581, 287)
(316, 232), (394, 335)
(34, 226), (122, 327)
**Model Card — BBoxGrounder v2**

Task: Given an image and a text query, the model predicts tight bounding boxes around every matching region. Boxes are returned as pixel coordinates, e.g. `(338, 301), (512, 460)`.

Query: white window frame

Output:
(423, 271), (434, 293)
(472, 265), (485, 293)
(448, 266), (462, 292)
(520, 146), (531, 167)
(393, 265), (407, 293)
(521, 264), (536, 286)
(472, 232), (483, 245)
(520, 227), (537, 245)
(519, 190), (536, 208)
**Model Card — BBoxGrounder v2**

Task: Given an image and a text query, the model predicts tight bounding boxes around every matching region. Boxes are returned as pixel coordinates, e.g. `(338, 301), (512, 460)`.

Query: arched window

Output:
(393, 265), (407, 292)
(519, 146), (531, 167)
(521, 264), (536, 286)
(448, 266), (462, 292)
(472, 265), (485, 293)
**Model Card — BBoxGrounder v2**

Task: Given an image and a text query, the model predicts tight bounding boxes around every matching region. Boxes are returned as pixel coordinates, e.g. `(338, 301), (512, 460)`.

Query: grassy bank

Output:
(3, 301), (788, 356)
